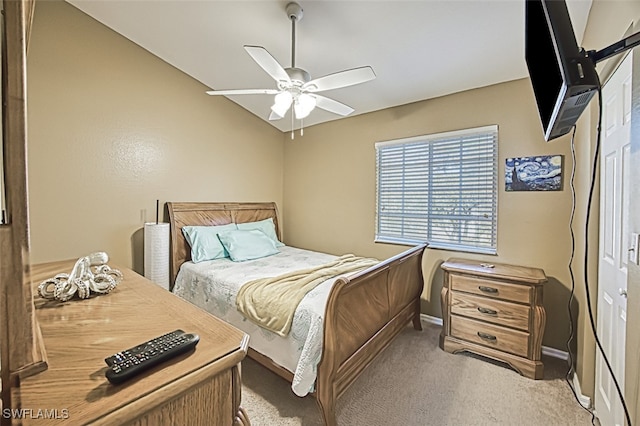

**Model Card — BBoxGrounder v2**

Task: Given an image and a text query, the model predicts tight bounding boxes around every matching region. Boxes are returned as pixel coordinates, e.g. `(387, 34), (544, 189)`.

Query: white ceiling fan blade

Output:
(314, 95), (354, 116)
(244, 45), (291, 84)
(206, 88), (279, 96)
(302, 66), (376, 93)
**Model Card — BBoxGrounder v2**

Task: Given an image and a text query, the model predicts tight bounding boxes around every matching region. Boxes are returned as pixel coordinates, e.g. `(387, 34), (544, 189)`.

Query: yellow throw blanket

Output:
(236, 254), (379, 337)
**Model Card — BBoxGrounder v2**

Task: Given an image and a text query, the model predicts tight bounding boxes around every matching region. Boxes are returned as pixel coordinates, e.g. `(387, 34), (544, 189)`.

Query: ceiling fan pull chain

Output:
(300, 118), (304, 136)
(291, 112), (295, 139)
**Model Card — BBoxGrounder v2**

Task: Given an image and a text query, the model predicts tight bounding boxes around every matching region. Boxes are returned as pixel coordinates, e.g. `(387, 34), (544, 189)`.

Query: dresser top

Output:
(441, 258), (547, 285)
(18, 260), (249, 424)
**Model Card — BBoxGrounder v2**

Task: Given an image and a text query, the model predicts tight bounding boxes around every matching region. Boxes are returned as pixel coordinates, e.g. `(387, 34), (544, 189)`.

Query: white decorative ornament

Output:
(38, 252), (123, 302)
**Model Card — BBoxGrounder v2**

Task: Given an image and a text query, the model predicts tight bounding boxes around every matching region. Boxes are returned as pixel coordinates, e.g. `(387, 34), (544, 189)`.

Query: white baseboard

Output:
(570, 370), (592, 409)
(541, 345), (569, 360)
(421, 313), (442, 326)
(420, 313), (592, 409)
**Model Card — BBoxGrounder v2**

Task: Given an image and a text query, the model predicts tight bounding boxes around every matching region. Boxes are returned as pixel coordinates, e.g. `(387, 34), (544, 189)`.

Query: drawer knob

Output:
(478, 286), (498, 294)
(477, 332), (497, 341)
(477, 307), (498, 315)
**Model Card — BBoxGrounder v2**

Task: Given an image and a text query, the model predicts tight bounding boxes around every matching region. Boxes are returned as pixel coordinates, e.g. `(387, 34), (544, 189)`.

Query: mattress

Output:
(172, 245), (343, 396)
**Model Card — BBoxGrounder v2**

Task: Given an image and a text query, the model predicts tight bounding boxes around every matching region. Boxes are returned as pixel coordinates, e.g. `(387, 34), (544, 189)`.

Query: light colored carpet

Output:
(241, 322), (595, 425)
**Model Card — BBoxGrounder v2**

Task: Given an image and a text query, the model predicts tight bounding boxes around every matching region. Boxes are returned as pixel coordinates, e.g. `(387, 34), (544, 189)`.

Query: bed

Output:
(167, 202), (426, 425)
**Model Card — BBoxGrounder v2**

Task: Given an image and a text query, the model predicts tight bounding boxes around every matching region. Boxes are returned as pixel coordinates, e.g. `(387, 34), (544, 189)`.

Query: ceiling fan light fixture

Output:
(271, 91), (293, 117)
(294, 93), (316, 119)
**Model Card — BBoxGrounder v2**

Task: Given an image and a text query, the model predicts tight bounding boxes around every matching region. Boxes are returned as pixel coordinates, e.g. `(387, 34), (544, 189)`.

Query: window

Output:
(375, 125), (498, 254)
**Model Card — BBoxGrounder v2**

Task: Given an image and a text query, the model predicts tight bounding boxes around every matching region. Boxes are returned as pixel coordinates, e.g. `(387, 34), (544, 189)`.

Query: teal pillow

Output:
(237, 218), (284, 247)
(182, 223), (238, 263)
(217, 229), (279, 262)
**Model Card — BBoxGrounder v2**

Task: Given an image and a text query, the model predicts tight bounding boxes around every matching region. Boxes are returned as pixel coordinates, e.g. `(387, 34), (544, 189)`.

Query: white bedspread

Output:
(172, 246), (342, 396)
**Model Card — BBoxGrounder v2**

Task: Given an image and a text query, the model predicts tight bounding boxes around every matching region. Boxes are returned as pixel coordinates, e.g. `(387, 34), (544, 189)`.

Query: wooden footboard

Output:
(315, 243), (426, 426)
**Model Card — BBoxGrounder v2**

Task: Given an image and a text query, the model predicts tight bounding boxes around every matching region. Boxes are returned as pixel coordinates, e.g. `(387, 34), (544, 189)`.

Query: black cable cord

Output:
(581, 80), (632, 426)
(564, 126), (598, 424)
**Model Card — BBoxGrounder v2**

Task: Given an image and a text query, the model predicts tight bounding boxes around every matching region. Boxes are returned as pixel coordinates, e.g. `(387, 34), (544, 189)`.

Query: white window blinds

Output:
(375, 125), (498, 254)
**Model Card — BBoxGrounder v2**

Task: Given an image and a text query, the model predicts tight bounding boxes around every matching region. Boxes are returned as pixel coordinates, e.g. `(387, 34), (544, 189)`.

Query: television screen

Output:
(525, 0), (599, 141)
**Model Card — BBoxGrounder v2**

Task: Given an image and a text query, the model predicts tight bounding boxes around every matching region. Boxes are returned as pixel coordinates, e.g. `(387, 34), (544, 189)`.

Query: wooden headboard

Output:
(166, 202), (282, 286)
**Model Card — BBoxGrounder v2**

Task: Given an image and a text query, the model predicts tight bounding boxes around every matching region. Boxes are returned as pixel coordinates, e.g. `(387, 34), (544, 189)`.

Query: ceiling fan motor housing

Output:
(285, 67), (311, 86)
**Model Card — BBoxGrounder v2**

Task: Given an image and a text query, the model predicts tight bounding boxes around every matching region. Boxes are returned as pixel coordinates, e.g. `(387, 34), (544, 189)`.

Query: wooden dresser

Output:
(14, 260), (251, 425)
(439, 258), (547, 379)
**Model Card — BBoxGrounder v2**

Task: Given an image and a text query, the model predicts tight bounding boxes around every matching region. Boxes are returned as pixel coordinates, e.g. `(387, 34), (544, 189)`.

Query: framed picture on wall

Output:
(505, 155), (563, 191)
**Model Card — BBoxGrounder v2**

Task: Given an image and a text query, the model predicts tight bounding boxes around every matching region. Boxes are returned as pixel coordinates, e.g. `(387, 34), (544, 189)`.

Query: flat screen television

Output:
(525, 0), (600, 141)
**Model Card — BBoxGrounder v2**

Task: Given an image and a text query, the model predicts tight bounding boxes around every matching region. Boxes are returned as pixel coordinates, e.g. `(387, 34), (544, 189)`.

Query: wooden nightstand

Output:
(439, 258), (547, 379)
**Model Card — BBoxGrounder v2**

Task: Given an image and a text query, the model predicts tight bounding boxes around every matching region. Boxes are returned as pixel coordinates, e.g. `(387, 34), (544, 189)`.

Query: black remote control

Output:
(104, 329), (186, 367)
(105, 329), (200, 384)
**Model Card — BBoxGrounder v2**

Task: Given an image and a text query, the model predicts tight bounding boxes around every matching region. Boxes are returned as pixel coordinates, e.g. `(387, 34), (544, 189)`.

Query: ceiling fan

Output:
(206, 2), (376, 129)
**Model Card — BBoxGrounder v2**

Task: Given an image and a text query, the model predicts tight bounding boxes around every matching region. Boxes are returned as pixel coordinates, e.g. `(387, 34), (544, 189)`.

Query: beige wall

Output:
(284, 77), (579, 351)
(27, 0), (284, 271)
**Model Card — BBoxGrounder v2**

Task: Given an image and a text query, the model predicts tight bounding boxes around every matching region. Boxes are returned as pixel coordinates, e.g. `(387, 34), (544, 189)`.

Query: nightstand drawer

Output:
(450, 292), (531, 331)
(450, 274), (532, 304)
(450, 315), (530, 358)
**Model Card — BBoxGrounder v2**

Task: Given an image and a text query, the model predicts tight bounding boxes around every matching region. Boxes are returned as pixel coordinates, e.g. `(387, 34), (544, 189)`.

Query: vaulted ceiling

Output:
(67, 0), (592, 132)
